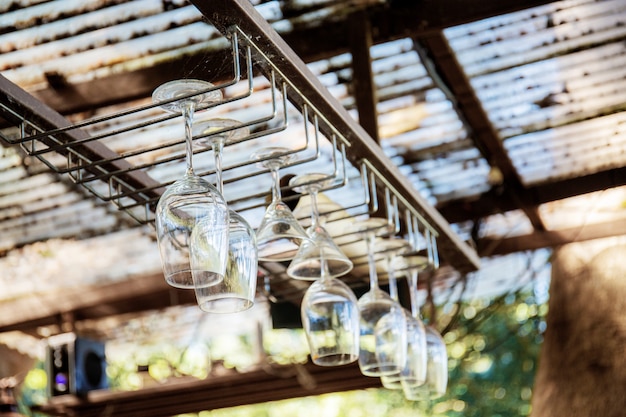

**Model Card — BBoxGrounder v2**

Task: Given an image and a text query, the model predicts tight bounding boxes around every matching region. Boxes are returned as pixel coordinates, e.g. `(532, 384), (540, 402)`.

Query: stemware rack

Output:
(0, 0), (479, 286)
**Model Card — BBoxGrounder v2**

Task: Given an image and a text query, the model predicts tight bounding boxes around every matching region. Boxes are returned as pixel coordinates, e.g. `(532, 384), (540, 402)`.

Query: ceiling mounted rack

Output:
(0, 0), (479, 273)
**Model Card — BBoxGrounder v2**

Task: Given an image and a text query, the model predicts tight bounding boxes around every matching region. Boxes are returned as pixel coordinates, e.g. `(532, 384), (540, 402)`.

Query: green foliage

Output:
(441, 289), (547, 417)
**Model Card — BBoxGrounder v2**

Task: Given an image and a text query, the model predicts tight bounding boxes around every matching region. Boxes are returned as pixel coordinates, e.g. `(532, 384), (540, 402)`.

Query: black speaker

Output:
(46, 333), (108, 397)
(270, 301), (302, 329)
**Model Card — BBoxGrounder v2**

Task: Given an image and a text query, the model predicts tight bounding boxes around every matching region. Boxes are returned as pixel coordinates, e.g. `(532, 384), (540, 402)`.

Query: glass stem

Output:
(320, 250), (331, 283)
(270, 165), (281, 204)
(366, 232), (380, 291)
(408, 269), (420, 319)
(183, 101), (195, 177)
(387, 256), (399, 302)
(212, 138), (225, 195)
(310, 188), (320, 228)
(311, 187), (331, 282)
(427, 273), (437, 324)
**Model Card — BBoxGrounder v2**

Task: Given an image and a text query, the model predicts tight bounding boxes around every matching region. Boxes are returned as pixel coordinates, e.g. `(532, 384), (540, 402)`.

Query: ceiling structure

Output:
(1, 0), (626, 415)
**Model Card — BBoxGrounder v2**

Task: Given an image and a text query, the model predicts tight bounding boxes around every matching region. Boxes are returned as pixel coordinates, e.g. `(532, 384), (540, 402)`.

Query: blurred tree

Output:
(531, 240), (626, 417)
(443, 289), (545, 417)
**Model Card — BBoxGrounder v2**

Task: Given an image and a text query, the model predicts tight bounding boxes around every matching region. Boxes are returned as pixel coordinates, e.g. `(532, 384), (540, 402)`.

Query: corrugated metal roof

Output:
(447, 0), (626, 186)
(0, 142), (138, 254)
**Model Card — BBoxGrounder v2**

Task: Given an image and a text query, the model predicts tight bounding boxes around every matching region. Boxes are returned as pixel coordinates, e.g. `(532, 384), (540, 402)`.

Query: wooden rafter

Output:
(36, 362), (380, 417)
(0, 273), (194, 333)
(477, 216), (626, 257)
(348, 11), (379, 142)
(438, 166), (626, 224)
(414, 32), (546, 232)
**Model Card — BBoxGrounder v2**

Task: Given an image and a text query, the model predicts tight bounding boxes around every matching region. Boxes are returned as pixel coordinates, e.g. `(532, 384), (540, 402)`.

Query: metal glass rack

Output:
(0, 0), (479, 274)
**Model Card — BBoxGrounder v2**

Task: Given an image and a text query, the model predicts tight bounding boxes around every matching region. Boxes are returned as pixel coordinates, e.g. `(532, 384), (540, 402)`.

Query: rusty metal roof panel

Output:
(0, 140), (141, 255)
(505, 112), (626, 184)
(361, 39), (490, 205)
(446, 0), (626, 186)
(0, 0), (490, 210)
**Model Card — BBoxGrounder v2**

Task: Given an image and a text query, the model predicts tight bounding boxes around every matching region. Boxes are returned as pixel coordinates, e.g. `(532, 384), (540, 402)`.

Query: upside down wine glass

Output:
(291, 174), (358, 366)
(287, 173), (353, 280)
(378, 239), (428, 390)
(355, 218), (407, 377)
(401, 267), (448, 401)
(300, 257), (360, 366)
(153, 79), (229, 289)
(252, 147), (309, 262)
(190, 118), (257, 313)
(403, 326), (449, 401)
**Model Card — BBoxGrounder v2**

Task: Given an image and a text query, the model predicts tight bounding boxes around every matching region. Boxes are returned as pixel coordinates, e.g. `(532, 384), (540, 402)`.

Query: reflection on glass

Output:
(378, 241), (427, 390)
(402, 325), (448, 401)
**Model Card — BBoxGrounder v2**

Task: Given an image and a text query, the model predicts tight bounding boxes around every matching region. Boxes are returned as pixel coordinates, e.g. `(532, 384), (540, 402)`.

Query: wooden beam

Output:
(36, 362), (381, 417)
(477, 217), (626, 257)
(30, 52), (227, 116)
(0, 273), (194, 333)
(438, 166), (626, 224)
(349, 11), (379, 142)
(415, 32), (546, 231)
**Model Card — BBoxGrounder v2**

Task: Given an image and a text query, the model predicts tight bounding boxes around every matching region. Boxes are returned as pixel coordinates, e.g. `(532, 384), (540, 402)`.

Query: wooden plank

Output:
(477, 217), (626, 256)
(36, 362), (381, 417)
(0, 273), (194, 333)
(416, 32), (547, 232)
(438, 166), (626, 223)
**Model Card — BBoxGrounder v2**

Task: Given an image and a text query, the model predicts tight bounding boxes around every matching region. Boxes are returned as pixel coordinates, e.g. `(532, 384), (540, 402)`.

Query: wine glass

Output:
(287, 173), (353, 280)
(401, 264), (448, 401)
(379, 250), (428, 390)
(402, 325), (448, 401)
(190, 118), (257, 313)
(300, 257), (360, 366)
(252, 147), (309, 262)
(153, 79), (229, 289)
(354, 218), (407, 377)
